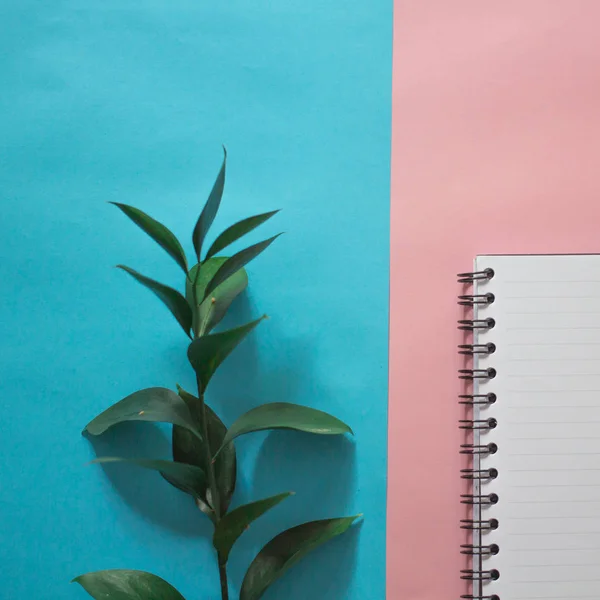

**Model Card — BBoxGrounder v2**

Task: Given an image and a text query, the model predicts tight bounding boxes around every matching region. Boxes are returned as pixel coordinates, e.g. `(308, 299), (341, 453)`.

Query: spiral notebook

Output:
(458, 254), (600, 600)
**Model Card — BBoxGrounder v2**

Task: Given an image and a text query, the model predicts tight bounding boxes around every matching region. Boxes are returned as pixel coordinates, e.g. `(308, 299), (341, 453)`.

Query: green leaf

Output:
(91, 457), (206, 499)
(110, 203), (188, 274)
(202, 234), (281, 302)
(240, 515), (361, 600)
(187, 318), (264, 392)
(216, 402), (353, 456)
(72, 569), (186, 600)
(213, 492), (292, 564)
(117, 265), (192, 338)
(193, 147), (226, 261)
(205, 210), (280, 261)
(84, 387), (202, 440)
(186, 259), (248, 336)
(172, 386), (237, 520)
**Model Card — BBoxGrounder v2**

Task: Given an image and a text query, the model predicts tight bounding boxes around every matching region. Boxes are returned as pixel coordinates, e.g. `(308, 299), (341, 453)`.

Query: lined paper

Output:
(473, 255), (600, 600)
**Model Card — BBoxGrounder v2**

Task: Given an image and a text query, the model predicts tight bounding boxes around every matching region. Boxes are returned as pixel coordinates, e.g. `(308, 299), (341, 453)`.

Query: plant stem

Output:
(197, 387), (221, 521)
(218, 562), (229, 600)
(198, 298), (216, 337)
(196, 376), (228, 600)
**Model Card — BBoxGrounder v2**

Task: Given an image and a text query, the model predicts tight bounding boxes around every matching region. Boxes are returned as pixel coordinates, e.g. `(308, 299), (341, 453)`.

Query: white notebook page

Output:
(473, 254), (600, 600)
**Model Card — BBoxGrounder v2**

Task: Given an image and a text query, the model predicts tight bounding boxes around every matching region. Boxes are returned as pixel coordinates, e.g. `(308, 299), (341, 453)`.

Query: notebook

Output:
(458, 254), (600, 600)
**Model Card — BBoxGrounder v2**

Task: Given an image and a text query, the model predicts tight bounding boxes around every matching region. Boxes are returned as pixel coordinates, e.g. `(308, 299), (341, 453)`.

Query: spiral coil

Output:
(458, 343), (496, 355)
(457, 268), (495, 283)
(458, 268), (498, 600)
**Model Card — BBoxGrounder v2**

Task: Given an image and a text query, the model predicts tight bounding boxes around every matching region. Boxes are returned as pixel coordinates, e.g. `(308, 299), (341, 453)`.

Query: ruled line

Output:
(510, 483), (600, 488)
(474, 255), (600, 598)
(505, 547), (600, 550)
(509, 516), (600, 520)
(509, 532), (600, 536)
(507, 452), (600, 456)
(505, 280), (600, 284)
(507, 327), (600, 330)
(506, 389), (600, 393)
(511, 597), (599, 600)
(508, 342), (600, 346)
(507, 358), (600, 362)
(506, 404), (600, 410)
(503, 496), (600, 505)
(509, 437), (600, 441)
(509, 562), (600, 567)
(508, 374), (600, 377)
(508, 422), (600, 426)
(511, 579), (600, 584)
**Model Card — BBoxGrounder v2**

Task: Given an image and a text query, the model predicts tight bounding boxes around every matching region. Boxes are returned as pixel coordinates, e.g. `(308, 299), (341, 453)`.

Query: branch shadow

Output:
(226, 432), (358, 600)
(82, 291), (262, 540)
(205, 293), (264, 428)
(255, 523), (361, 600)
(206, 292), (312, 437)
(86, 422), (212, 538)
(206, 292), (360, 599)
(85, 288), (360, 598)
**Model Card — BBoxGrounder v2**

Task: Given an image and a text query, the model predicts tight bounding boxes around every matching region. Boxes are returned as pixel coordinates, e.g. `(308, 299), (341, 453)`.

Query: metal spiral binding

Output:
(458, 343), (496, 355)
(461, 493), (499, 505)
(459, 418), (497, 430)
(458, 368), (497, 380)
(458, 268), (498, 600)
(460, 518), (499, 530)
(458, 293), (495, 306)
(460, 543), (499, 556)
(459, 393), (497, 406)
(460, 443), (498, 455)
(458, 318), (496, 331)
(457, 268), (495, 283)
(461, 570), (500, 581)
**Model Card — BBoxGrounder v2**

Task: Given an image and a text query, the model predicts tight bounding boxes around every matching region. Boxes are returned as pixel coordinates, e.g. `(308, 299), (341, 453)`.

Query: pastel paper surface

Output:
(390, 2), (600, 598)
(0, 2), (392, 599)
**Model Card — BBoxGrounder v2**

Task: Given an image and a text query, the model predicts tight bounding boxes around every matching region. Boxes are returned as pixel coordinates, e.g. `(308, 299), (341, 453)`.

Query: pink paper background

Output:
(389, 2), (600, 598)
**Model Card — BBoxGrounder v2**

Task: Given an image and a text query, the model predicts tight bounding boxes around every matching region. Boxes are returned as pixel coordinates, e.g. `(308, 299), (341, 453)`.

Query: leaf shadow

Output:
(205, 291), (303, 428)
(96, 288), (360, 597)
(257, 523), (361, 600)
(82, 291), (263, 542)
(205, 291), (360, 598)
(227, 432), (358, 600)
(86, 422), (212, 539)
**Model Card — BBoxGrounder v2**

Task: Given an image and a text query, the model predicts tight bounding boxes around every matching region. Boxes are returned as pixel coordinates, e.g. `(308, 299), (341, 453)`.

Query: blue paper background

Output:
(0, 2), (391, 599)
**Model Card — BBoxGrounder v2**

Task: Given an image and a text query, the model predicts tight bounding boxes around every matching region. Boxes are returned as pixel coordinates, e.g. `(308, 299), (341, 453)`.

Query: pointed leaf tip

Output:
(188, 318), (263, 392)
(84, 387), (202, 440)
(73, 569), (186, 600)
(204, 209), (281, 260)
(202, 234), (282, 302)
(216, 402), (352, 455)
(213, 492), (293, 563)
(193, 150), (227, 260)
(110, 202), (188, 274)
(240, 515), (359, 600)
(116, 265), (192, 337)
